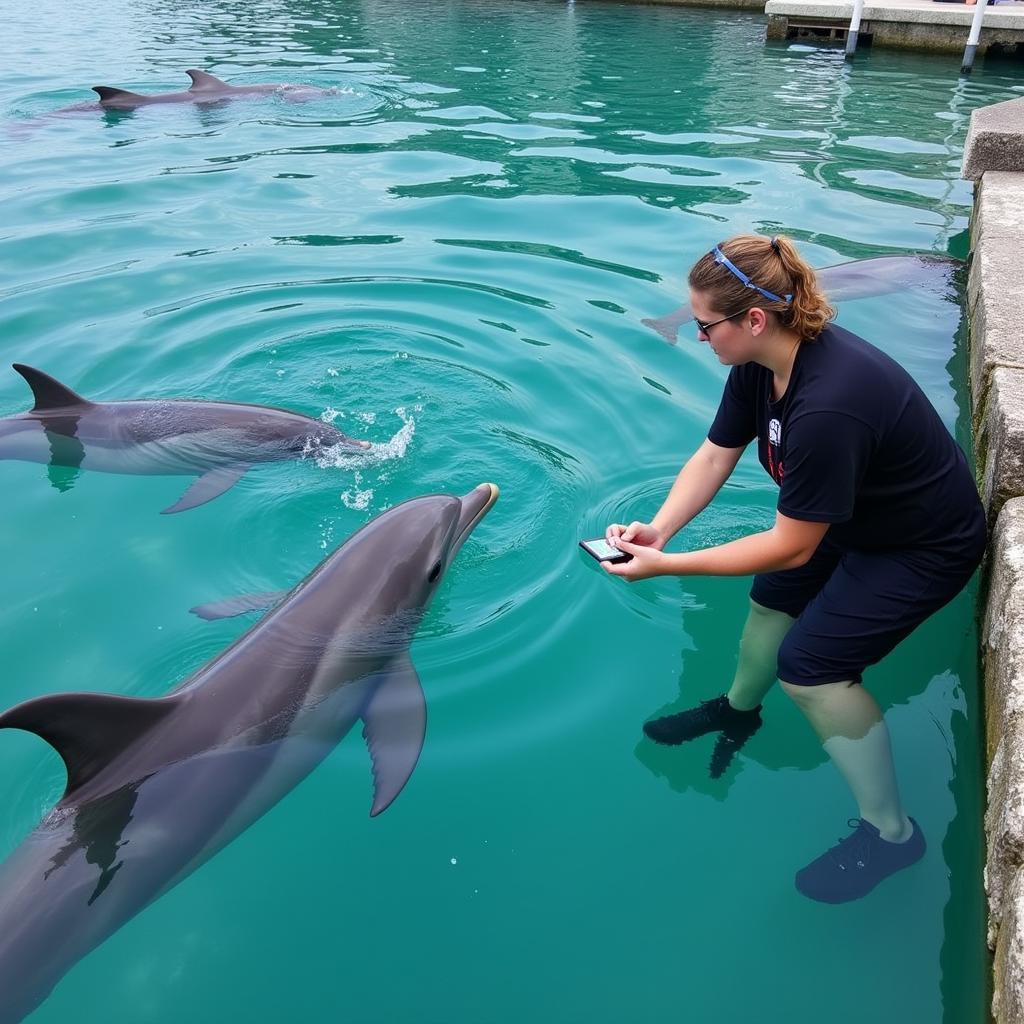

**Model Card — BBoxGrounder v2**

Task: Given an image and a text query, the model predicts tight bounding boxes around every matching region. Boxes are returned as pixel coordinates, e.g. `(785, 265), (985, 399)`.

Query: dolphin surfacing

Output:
(642, 254), (963, 343)
(0, 482), (499, 1022)
(91, 69), (329, 109)
(0, 363), (370, 512)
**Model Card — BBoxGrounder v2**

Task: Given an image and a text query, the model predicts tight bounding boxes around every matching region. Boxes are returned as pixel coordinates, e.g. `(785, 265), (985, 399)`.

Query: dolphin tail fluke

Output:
(641, 306), (690, 345)
(189, 589), (290, 620)
(361, 654), (427, 817)
(186, 70), (229, 92)
(162, 463), (251, 514)
(13, 364), (92, 411)
(92, 86), (150, 105)
(0, 692), (176, 799)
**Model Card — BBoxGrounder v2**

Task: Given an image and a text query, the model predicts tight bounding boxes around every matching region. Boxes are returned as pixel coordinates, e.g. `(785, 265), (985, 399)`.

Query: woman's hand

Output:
(601, 538), (670, 581)
(605, 521), (666, 550)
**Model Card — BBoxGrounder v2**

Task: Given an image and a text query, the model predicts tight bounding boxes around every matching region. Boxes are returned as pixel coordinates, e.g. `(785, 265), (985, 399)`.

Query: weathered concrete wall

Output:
(964, 96), (1024, 1024)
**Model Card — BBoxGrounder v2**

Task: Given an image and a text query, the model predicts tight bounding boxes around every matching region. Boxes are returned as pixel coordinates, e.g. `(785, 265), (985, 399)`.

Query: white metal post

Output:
(961, 0), (989, 73)
(845, 0), (866, 58)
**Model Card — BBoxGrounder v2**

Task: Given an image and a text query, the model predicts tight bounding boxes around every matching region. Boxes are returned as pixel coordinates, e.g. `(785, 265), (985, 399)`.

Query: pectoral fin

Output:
(162, 464), (250, 514)
(189, 589), (290, 621)
(361, 654), (426, 817)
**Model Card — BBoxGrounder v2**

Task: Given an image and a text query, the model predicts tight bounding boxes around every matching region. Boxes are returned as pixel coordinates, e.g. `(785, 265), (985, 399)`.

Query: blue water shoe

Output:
(795, 818), (926, 904)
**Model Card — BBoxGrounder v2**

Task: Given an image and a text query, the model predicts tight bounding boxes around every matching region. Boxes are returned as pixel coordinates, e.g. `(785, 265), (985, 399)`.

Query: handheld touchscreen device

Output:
(579, 537), (633, 564)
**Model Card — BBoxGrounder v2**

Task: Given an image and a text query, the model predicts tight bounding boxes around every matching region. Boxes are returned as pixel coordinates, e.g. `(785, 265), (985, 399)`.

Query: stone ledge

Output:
(983, 498), (1024, 753)
(977, 371), (1024, 522)
(984, 500), (1024, 973)
(968, 173), (1024, 418)
(965, 97), (1024, 181)
(995, 865), (1024, 1023)
(988, 715), (1024, 948)
(971, 171), (1024, 244)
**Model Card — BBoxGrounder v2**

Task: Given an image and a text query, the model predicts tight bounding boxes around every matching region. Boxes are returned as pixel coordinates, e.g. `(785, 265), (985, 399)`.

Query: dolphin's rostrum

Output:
(0, 482), (499, 1022)
(0, 363), (370, 512)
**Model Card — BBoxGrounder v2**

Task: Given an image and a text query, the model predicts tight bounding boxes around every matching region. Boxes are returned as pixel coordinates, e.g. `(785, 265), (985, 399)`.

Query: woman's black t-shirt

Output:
(707, 324), (983, 553)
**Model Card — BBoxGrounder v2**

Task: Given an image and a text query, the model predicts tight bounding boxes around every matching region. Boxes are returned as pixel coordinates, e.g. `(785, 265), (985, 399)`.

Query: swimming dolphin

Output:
(642, 254), (963, 343)
(0, 481), (498, 1023)
(90, 69), (330, 109)
(0, 364), (370, 513)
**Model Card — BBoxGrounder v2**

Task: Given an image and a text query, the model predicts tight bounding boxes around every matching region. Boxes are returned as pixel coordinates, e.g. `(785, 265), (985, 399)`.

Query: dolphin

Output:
(0, 364), (370, 513)
(0, 481), (499, 1022)
(641, 254), (963, 343)
(89, 69), (331, 110)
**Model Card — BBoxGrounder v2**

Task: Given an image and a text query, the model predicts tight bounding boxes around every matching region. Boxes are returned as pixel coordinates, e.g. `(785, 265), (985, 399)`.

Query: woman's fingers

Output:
(605, 523), (625, 542)
(621, 521), (646, 543)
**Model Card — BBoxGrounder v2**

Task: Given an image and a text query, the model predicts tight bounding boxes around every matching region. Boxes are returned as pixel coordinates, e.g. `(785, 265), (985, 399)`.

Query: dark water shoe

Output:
(795, 818), (926, 904)
(642, 695), (762, 776)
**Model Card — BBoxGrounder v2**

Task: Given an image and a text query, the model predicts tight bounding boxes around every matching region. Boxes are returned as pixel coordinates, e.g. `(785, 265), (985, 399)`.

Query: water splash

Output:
(340, 471), (374, 511)
(311, 404), (421, 511)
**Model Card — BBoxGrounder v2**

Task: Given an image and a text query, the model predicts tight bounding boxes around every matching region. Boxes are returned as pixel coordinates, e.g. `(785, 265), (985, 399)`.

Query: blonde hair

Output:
(687, 234), (835, 340)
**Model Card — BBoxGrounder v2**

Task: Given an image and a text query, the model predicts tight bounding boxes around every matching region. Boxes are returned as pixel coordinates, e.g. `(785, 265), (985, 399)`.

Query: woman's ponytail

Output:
(687, 234), (835, 340)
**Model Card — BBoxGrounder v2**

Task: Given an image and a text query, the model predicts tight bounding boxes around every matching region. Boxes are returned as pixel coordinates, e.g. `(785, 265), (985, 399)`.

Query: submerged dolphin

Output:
(90, 69), (331, 109)
(0, 481), (498, 1022)
(642, 254), (963, 343)
(0, 364), (370, 513)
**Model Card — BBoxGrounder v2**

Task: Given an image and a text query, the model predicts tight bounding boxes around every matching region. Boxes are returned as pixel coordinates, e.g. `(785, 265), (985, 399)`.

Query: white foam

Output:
(313, 406), (420, 507)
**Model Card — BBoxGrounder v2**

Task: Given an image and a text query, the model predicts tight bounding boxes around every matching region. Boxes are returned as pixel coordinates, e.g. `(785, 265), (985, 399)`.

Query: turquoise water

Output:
(2, 1), (1021, 1020)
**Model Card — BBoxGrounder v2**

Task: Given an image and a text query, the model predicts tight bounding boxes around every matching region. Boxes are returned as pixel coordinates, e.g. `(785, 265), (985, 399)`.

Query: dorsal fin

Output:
(12, 364), (92, 411)
(92, 86), (150, 104)
(186, 70), (228, 92)
(0, 692), (176, 798)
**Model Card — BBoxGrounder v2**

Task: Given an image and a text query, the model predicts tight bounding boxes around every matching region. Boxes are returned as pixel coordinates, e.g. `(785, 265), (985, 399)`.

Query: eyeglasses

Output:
(693, 307), (750, 336)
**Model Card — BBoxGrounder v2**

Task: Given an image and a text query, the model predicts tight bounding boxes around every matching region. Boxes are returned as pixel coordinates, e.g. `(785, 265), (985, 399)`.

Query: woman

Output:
(605, 234), (986, 904)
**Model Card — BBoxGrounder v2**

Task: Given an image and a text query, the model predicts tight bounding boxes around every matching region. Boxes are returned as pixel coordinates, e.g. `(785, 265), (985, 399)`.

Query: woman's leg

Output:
(780, 679), (911, 841)
(727, 599), (796, 711)
(641, 540), (836, 769)
(776, 544), (984, 901)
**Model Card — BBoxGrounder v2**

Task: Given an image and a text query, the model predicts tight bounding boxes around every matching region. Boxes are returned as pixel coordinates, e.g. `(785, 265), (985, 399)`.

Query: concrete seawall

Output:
(615, 0), (1024, 55)
(963, 95), (1024, 1024)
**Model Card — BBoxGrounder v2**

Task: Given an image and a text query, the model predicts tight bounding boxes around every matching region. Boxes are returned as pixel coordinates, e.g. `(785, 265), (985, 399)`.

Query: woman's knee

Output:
(780, 678), (814, 704)
(749, 597), (794, 622)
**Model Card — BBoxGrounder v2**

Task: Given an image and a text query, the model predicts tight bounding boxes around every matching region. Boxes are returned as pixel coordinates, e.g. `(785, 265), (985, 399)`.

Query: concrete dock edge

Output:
(964, 96), (1024, 1024)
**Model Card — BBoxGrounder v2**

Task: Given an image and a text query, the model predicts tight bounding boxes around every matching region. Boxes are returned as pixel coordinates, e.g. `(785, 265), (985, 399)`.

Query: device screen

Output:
(580, 537), (632, 562)
(586, 538), (619, 559)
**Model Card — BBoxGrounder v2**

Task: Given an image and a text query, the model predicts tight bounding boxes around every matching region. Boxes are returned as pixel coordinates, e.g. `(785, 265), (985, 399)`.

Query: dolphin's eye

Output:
(428, 561), (442, 583)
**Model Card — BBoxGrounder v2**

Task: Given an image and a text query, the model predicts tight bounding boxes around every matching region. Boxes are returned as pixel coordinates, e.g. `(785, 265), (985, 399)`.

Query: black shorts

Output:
(750, 524), (986, 687)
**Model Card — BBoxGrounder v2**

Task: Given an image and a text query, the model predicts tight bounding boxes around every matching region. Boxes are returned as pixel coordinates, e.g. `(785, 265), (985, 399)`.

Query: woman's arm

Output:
(607, 438), (746, 549)
(605, 511), (830, 581)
